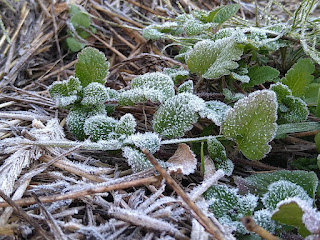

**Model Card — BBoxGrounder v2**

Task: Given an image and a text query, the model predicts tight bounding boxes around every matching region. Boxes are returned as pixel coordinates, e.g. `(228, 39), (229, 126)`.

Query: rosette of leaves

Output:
(153, 93), (205, 138)
(270, 82), (309, 124)
(118, 72), (175, 105)
(222, 90), (278, 160)
(49, 47), (111, 140)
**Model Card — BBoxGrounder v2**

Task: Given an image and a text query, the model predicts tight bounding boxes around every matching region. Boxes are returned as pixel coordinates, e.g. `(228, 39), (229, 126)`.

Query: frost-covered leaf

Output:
(199, 100), (231, 126)
(184, 18), (215, 36)
(235, 170), (318, 199)
(118, 72), (174, 105)
(243, 66), (279, 89)
(167, 143), (197, 175)
(231, 71), (250, 83)
(153, 93), (205, 138)
(115, 113), (136, 136)
(204, 185), (258, 220)
(223, 88), (245, 102)
(178, 80), (193, 94)
(270, 83), (309, 123)
(186, 37), (243, 79)
(282, 58), (315, 97)
(253, 209), (277, 234)
(75, 47), (109, 87)
(124, 132), (161, 154)
(199, 4), (240, 24)
(262, 180), (313, 211)
(222, 90), (278, 160)
(142, 22), (183, 40)
(67, 104), (106, 140)
(207, 137), (227, 161)
(122, 147), (154, 172)
(272, 198), (313, 237)
(81, 82), (109, 106)
(215, 159), (234, 176)
(48, 76), (82, 108)
(163, 66), (189, 83)
(83, 115), (118, 142)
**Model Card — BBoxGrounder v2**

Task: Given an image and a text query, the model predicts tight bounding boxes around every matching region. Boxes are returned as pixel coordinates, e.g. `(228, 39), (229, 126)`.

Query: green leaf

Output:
(153, 93), (205, 138)
(206, 4), (240, 24)
(262, 180), (313, 210)
(178, 80), (193, 94)
(234, 170), (319, 199)
(282, 58), (315, 97)
(75, 47), (109, 87)
(270, 83), (309, 124)
(81, 82), (109, 106)
(163, 66), (189, 83)
(68, 3), (81, 16)
(83, 115), (118, 142)
(66, 37), (86, 52)
(67, 104), (106, 140)
(272, 199), (311, 237)
(222, 90), (278, 160)
(184, 19), (214, 36)
(124, 132), (161, 154)
(243, 66), (279, 89)
(122, 147), (154, 172)
(199, 100), (232, 126)
(276, 122), (320, 139)
(304, 83), (320, 105)
(186, 37), (243, 79)
(207, 137), (227, 161)
(48, 76), (82, 108)
(118, 72), (174, 105)
(70, 12), (90, 28)
(115, 113), (136, 136)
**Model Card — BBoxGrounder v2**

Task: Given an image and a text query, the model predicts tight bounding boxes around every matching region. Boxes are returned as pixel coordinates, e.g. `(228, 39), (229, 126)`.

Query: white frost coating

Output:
(231, 71), (250, 83)
(81, 82), (109, 106)
(215, 159), (234, 176)
(178, 80), (193, 94)
(115, 113), (136, 135)
(262, 180), (313, 210)
(124, 132), (161, 154)
(253, 209), (277, 233)
(199, 100), (231, 126)
(122, 147), (153, 172)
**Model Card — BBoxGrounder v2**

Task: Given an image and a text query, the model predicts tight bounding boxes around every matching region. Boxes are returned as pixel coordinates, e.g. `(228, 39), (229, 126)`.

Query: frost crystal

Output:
(253, 209), (276, 233)
(222, 90), (278, 160)
(178, 80), (193, 94)
(122, 147), (154, 172)
(115, 113), (136, 136)
(153, 93), (205, 138)
(124, 132), (161, 154)
(118, 72), (174, 105)
(81, 82), (109, 106)
(262, 180), (313, 210)
(207, 137), (227, 161)
(199, 100), (231, 126)
(215, 159), (234, 176)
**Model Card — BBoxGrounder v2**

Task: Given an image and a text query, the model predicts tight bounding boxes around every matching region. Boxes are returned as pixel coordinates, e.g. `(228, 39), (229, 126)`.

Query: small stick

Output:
(241, 216), (279, 240)
(0, 176), (159, 208)
(0, 190), (53, 240)
(143, 149), (226, 240)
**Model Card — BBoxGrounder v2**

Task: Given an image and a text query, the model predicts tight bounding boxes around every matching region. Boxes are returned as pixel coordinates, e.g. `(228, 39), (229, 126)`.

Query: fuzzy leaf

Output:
(186, 38), (243, 79)
(122, 147), (154, 172)
(67, 104), (106, 140)
(83, 115), (118, 142)
(282, 58), (315, 97)
(75, 47), (109, 87)
(167, 143), (197, 175)
(272, 198), (312, 237)
(81, 82), (109, 106)
(178, 80), (193, 94)
(235, 170), (319, 199)
(118, 72), (174, 105)
(243, 66), (279, 89)
(222, 90), (278, 160)
(270, 83), (309, 123)
(115, 113), (136, 136)
(48, 76), (82, 108)
(207, 137), (227, 161)
(262, 180), (313, 210)
(153, 93), (205, 138)
(199, 100), (231, 126)
(124, 132), (161, 154)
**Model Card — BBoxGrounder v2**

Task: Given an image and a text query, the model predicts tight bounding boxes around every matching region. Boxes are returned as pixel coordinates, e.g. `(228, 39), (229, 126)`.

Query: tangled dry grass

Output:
(0, 0), (319, 239)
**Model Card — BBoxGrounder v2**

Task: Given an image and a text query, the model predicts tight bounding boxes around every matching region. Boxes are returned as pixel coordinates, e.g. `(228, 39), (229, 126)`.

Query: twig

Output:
(143, 149), (226, 240)
(241, 216), (279, 240)
(0, 190), (53, 240)
(0, 176), (159, 208)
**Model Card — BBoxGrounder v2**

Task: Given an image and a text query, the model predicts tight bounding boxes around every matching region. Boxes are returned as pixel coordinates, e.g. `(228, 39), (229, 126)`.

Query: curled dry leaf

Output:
(203, 155), (216, 181)
(167, 143), (197, 175)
